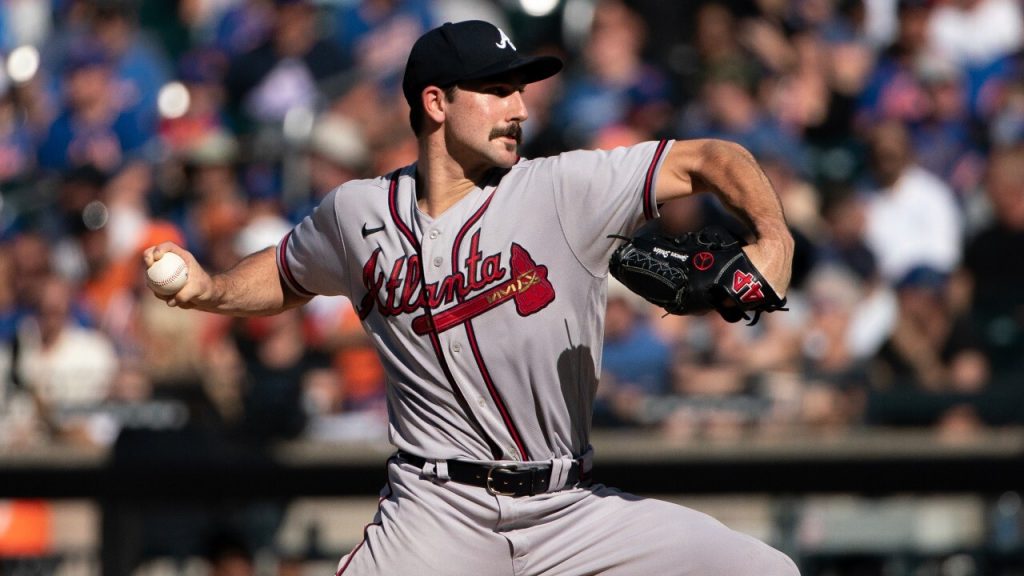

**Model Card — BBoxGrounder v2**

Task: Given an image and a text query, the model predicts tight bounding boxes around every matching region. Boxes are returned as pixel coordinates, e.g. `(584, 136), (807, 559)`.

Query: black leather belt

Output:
(398, 452), (589, 497)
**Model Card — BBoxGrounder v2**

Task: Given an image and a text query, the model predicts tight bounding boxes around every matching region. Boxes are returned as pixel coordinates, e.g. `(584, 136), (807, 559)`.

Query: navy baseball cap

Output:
(402, 20), (563, 108)
(63, 40), (112, 74)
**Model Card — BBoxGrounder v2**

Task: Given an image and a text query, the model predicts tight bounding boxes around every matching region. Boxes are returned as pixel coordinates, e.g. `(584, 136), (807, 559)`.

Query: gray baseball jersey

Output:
(279, 140), (800, 576)
(278, 140), (669, 464)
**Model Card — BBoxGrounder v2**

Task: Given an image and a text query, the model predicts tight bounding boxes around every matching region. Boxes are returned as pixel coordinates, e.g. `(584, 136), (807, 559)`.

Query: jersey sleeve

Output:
(276, 188), (349, 297)
(550, 139), (671, 276)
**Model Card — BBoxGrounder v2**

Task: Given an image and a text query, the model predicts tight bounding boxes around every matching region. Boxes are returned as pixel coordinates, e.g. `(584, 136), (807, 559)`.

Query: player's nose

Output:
(508, 91), (528, 123)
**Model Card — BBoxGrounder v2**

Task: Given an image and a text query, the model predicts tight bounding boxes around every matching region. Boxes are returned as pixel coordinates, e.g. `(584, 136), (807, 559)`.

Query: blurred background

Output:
(1, 0), (1023, 574)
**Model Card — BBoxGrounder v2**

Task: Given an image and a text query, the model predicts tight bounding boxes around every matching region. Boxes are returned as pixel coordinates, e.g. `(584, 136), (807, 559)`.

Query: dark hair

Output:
(62, 163), (109, 189)
(409, 85), (459, 136)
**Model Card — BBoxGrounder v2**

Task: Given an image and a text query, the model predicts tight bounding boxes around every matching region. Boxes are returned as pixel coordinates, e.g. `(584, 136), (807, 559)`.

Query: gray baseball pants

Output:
(335, 457), (800, 575)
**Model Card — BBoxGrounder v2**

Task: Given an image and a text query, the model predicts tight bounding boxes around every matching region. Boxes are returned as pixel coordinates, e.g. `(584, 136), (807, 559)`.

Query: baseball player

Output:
(144, 20), (799, 576)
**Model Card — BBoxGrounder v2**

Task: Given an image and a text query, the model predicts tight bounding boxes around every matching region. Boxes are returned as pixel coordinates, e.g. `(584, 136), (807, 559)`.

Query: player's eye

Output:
(484, 84), (525, 97)
(486, 86), (514, 97)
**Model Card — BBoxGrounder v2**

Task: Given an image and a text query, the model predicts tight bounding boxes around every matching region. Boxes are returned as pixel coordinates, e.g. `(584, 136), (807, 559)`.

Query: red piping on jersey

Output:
(450, 186), (530, 462)
(386, 169), (504, 460)
(335, 466), (394, 575)
(642, 139), (669, 221)
(278, 231), (317, 297)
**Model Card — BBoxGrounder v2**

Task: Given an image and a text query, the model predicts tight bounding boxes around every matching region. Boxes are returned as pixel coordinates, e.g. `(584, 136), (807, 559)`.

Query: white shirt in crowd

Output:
(863, 164), (963, 283)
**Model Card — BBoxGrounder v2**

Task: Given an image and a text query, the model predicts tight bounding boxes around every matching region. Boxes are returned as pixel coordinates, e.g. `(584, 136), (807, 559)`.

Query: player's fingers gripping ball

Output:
(609, 225), (787, 325)
(146, 251), (189, 296)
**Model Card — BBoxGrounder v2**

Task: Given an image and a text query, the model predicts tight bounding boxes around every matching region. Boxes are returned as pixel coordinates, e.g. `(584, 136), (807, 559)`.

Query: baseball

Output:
(147, 252), (189, 296)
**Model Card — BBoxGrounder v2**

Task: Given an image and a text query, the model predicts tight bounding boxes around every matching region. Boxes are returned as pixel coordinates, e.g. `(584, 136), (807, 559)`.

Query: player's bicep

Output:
(654, 139), (709, 204)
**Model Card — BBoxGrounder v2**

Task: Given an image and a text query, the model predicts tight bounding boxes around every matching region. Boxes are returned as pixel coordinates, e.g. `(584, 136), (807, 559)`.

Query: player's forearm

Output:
(202, 247), (309, 316)
(705, 141), (795, 296)
(694, 140), (790, 239)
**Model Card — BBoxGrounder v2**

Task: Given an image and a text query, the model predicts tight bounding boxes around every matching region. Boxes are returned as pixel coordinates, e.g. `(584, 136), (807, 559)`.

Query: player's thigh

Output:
(527, 486), (799, 576)
(336, 461), (514, 576)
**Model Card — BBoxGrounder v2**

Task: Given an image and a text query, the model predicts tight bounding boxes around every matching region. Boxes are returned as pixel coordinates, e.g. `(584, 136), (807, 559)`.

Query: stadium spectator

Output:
(36, 38), (156, 176)
(679, 65), (811, 177)
(926, 0), (1023, 68)
(210, 0), (277, 59)
(594, 277), (672, 428)
(0, 78), (39, 189)
(550, 0), (672, 147)
(288, 111), (371, 221)
(230, 310), (322, 442)
(983, 51), (1024, 148)
(859, 119), (963, 283)
(224, 0), (349, 129)
(14, 274), (118, 446)
(691, 2), (759, 98)
(962, 144), (1024, 379)
(662, 314), (770, 440)
(160, 48), (232, 155)
(869, 265), (985, 393)
(864, 265), (991, 431)
(797, 264), (875, 429)
(857, 0), (936, 126)
(330, 0), (435, 87)
(908, 52), (985, 196)
(90, 1), (174, 122)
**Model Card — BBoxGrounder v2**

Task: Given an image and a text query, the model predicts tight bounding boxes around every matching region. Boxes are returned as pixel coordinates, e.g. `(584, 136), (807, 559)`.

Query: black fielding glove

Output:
(609, 226), (787, 325)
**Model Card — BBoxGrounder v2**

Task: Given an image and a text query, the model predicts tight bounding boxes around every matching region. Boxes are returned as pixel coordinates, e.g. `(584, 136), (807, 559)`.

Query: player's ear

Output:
(422, 86), (448, 125)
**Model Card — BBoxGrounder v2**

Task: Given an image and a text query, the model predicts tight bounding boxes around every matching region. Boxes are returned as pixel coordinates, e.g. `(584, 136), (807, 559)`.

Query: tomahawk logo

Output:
(495, 28), (516, 51)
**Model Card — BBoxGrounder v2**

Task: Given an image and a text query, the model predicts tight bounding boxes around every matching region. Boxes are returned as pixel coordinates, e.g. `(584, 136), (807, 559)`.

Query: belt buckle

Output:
(485, 464), (519, 496)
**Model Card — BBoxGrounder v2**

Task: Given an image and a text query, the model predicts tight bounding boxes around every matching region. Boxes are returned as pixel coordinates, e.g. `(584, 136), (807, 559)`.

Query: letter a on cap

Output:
(495, 27), (516, 51)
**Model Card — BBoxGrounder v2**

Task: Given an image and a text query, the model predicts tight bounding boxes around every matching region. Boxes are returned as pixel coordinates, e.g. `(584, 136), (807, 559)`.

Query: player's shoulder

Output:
(511, 149), (593, 170)
(513, 140), (669, 172)
(333, 173), (392, 197)
(508, 150), (588, 177)
(323, 171), (400, 208)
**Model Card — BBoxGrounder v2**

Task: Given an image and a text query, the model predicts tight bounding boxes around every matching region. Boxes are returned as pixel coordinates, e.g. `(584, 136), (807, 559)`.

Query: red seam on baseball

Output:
(153, 262), (187, 286)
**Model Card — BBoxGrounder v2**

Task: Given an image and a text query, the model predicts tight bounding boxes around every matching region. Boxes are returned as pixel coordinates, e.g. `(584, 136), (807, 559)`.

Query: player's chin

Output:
(492, 144), (519, 166)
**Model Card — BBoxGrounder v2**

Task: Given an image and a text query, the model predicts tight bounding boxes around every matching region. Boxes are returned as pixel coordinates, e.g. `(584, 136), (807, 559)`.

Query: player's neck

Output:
(415, 143), (491, 218)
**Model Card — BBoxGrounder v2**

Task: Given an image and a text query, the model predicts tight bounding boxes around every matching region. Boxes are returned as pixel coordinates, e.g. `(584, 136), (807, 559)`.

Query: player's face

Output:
(444, 76), (529, 173)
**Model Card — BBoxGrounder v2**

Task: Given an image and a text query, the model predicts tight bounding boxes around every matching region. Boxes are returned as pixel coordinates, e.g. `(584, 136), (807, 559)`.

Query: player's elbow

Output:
(696, 138), (757, 168)
(281, 287), (314, 312)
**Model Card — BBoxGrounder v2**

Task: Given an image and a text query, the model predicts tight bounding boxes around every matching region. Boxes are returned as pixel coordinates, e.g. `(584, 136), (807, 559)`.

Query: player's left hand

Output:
(608, 226), (790, 325)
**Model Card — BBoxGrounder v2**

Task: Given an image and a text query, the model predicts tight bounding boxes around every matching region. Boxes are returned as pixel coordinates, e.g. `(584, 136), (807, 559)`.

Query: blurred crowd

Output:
(0, 0), (1022, 458)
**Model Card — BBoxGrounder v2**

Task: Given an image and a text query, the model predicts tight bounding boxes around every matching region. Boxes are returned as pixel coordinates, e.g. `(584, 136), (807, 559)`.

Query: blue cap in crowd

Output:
(63, 41), (112, 74)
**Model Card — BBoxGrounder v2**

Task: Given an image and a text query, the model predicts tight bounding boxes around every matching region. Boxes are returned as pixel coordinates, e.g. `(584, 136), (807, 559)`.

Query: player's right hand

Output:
(142, 242), (213, 309)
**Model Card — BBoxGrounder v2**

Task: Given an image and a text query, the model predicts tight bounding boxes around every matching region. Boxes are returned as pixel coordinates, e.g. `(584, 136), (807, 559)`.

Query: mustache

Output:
(489, 123), (522, 144)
